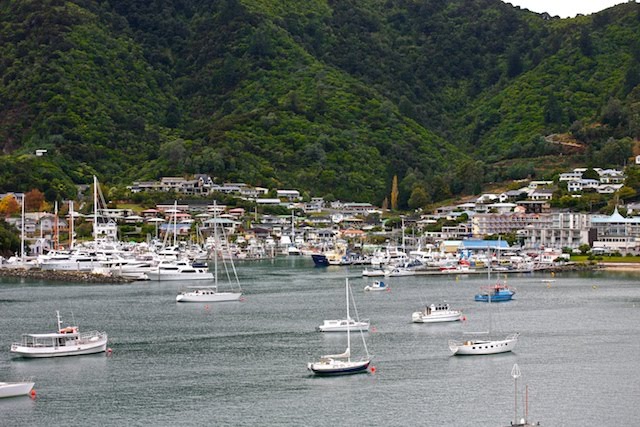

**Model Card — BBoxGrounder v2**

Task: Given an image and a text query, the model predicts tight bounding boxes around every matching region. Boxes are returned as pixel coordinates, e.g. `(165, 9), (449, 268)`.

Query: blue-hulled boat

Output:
(311, 253), (330, 267)
(474, 283), (515, 302)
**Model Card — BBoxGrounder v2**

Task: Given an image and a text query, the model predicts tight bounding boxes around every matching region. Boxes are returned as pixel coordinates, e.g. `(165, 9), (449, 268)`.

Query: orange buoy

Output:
(30, 389), (36, 399)
(369, 366), (376, 374)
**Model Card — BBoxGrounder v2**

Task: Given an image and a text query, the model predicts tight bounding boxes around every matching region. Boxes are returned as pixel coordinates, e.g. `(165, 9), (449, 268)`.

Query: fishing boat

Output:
(10, 311), (108, 358)
(175, 202), (242, 303)
(308, 278), (372, 376)
(411, 303), (462, 323)
(364, 280), (389, 292)
(0, 381), (35, 399)
(475, 282), (515, 302)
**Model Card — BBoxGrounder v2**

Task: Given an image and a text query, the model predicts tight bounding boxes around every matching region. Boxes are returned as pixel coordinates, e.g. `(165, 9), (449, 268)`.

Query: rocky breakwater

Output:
(0, 267), (134, 284)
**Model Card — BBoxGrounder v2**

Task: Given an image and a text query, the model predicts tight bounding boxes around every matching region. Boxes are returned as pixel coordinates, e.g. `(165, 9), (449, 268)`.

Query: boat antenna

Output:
(511, 363), (521, 425)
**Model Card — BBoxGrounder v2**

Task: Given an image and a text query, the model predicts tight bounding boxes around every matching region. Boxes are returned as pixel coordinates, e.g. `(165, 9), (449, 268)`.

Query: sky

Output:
(502, 1), (629, 18)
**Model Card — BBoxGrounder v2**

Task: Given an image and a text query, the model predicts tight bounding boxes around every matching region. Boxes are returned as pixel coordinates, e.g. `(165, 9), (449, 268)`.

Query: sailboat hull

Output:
(307, 360), (370, 376)
(176, 292), (241, 303)
(449, 334), (519, 355)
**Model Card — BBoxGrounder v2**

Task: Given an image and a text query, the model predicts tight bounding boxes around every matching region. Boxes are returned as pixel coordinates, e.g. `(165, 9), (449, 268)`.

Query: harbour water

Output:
(1, 258), (639, 426)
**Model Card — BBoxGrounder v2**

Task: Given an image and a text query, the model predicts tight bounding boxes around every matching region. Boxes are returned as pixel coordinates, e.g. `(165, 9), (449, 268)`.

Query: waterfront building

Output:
(521, 212), (591, 250)
(590, 208), (640, 254)
(471, 213), (547, 237)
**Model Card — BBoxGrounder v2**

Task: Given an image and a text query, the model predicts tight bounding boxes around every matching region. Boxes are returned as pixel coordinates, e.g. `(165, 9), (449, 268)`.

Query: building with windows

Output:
(590, 208), (640, 254)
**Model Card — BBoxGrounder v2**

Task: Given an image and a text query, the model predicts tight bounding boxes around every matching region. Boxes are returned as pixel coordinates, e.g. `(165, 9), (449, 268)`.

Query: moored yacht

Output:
(146, 259), (213, 281)
(317, 317), (370, 332)
(412, 303), (462, 323)
(10, 311), (108, 358)
(448, 332), (519, 355)
(176, 286), (242, 302)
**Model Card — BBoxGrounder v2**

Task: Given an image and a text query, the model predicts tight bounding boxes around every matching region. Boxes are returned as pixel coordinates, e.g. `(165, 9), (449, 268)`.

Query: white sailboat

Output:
(308, 278), (372, 376)
(448, 292), (518, 355)
(176, 202), (242, 303)
(504, 364), (541, 426)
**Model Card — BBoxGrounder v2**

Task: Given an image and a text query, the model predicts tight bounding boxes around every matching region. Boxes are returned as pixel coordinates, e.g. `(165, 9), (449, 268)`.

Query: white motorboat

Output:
(364, 280), (389, 292)
(362, 268), (385, 277)
(308, 278), (372, 376)
(176, 286), (241, 302)
(385, 267), (416, 277)
(317, 317), (370, 332)
(448, 332), (519, 355)
(39, 251), (103, 272)
(147, 259), (213, 281)
(10, 311), (108, 358)
(412, 303), (462, 323)
(0, 381), (35, 399)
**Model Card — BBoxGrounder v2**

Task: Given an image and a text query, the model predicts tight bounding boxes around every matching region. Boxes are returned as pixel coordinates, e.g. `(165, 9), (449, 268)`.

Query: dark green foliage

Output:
(0, 219), (20, 257)
(1, 0), (640, 206)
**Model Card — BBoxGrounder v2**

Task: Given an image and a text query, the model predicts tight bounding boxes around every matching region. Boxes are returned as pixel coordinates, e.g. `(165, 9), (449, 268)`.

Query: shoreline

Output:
(0, 267), (134, 284)
(598, 262), (640, 272)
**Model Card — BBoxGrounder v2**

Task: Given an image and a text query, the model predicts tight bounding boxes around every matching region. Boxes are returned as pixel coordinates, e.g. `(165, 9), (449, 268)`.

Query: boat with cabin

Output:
(448, 332), (519, 355)
(412, 303), (462, 323)
(364, 280), (389, 292)
(146, 259), (214, 281)
(475, 282), (516, 302)
(317, 317), (370, 332)
(10, 311), (108, 358)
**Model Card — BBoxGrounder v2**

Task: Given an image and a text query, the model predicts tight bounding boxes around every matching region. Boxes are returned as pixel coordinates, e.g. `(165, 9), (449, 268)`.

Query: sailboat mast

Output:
(54, 201), (59, 250)
(213, 201), (218, 287)
(173, 200), (178, 247)
(20, 193), (25, 261)
(346, 278), (351, 362)
(511, 363), (521, 424)
(93, 176), (98, 244)
(69, 201), (74, 249)
(525, 384), (529, 423)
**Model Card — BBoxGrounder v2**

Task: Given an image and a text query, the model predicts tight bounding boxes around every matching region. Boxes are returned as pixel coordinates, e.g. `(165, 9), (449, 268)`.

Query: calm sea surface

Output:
(1, 258), (640, 426)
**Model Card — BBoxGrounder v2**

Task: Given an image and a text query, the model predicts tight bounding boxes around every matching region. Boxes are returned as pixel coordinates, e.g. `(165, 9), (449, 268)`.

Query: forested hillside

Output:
(1, 0), (639, 206)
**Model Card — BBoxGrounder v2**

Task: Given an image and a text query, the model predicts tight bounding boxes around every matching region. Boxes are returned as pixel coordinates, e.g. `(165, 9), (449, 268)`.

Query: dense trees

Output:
(0, 0), (639, 207)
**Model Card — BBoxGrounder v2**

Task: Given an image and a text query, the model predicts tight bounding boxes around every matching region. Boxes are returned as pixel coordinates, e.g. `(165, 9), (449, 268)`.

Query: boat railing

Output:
(79, 330), (107, 341)
(506, 332), (520, 341)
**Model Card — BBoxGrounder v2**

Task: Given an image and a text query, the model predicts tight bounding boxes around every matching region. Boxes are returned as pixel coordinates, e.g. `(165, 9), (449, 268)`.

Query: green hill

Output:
(1, 0), (639, 206)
